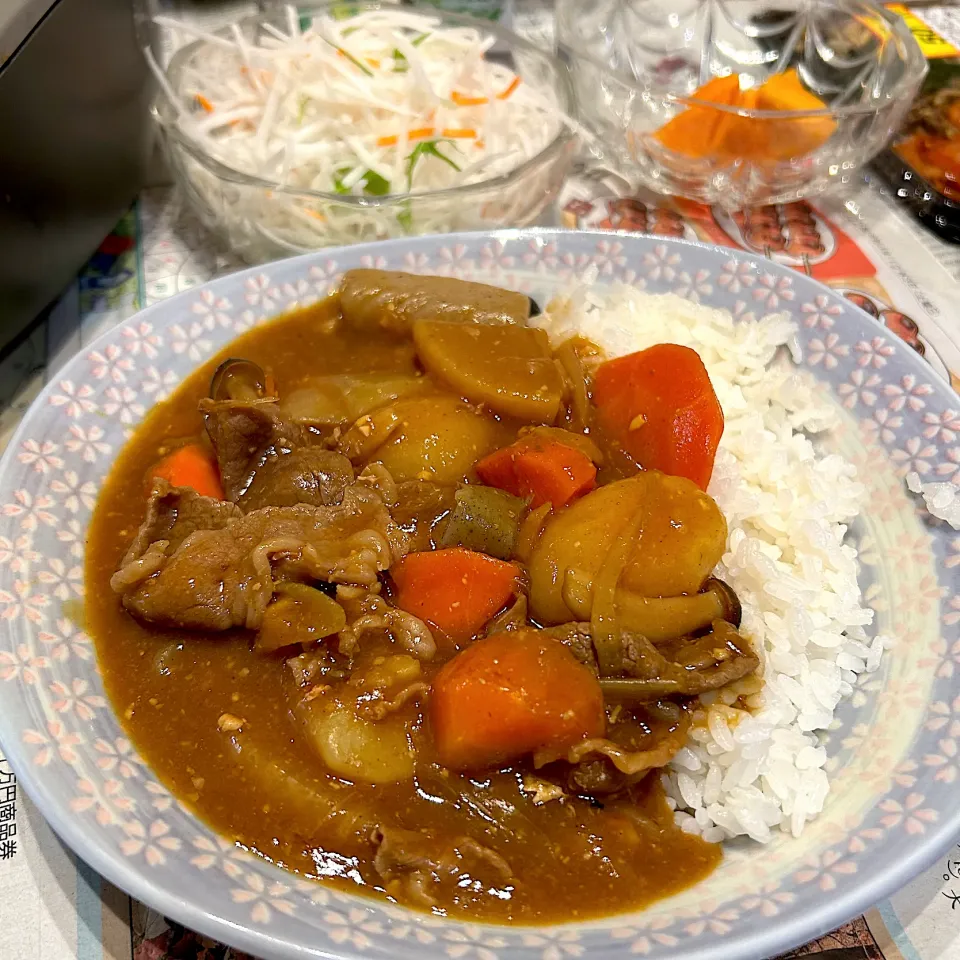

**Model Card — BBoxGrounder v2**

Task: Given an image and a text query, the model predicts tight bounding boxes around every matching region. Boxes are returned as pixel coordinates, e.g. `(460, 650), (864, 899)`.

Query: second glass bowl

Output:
(557, 0), (927, 208)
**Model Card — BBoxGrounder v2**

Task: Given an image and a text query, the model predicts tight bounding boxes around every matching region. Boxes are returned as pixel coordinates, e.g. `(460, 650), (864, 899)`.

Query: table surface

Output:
(5, 4), (960, 957)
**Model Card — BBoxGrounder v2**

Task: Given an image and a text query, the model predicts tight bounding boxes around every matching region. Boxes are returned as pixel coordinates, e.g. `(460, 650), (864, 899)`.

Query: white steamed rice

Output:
(538, 286), (893, 844)
(906, 471), (960, 529)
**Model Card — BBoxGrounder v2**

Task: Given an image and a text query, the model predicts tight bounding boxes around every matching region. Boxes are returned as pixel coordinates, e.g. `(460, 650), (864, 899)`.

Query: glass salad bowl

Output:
(152, 1), (576, 263)
(556, 0), (927, 208)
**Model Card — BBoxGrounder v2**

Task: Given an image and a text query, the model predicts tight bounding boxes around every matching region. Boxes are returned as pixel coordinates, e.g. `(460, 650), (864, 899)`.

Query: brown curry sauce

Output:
(86, 297), (721, 923)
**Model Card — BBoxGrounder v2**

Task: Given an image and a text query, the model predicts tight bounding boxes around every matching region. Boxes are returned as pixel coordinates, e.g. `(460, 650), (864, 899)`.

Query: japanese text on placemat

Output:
(943, 844), (960, 909)
(0, 753), (16, 861)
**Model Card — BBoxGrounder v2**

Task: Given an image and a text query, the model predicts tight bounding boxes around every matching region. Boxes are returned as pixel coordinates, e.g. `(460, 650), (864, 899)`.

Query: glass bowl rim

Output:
(154, 0), (576, 207)
(557, 0), (928, 120)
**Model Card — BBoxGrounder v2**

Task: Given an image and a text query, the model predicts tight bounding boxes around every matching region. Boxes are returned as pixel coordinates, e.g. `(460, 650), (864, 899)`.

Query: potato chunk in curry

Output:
(528, 472), (728, 625)
(295, 695), (416, 784)
(371, 393), (506, 485)
(413, 319), (563, 423)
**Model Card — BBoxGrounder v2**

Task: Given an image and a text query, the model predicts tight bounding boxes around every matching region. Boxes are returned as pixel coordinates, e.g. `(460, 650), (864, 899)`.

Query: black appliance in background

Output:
(0, 0), (155, 349)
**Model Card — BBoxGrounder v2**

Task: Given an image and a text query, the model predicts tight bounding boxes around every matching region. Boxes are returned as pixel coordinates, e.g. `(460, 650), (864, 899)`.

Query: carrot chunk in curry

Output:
(87, 270), (752, 922)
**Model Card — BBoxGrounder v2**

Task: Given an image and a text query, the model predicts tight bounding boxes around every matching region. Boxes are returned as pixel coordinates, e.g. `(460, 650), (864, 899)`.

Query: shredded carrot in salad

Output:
(376, 127), (436, 148)
(451, 75), (521, 106)
(147, 5), (576, 243)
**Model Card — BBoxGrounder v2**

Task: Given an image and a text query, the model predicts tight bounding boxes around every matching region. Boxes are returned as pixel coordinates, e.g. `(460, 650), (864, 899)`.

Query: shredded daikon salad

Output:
(152, 6), (574, 200)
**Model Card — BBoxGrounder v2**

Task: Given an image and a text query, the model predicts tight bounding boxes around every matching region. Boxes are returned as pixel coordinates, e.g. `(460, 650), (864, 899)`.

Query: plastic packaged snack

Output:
(873, 5), (960, 242)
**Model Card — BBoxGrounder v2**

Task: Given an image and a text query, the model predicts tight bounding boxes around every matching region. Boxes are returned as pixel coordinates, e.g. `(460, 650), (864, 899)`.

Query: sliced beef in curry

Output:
(200, 395), (352, 510)
(370, 826), (512, 908)
(543, 619), (759, 698)
(111, 479), (406, 631)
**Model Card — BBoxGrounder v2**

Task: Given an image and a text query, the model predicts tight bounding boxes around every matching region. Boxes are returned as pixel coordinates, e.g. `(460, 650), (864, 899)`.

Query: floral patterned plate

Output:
(0, 230), (958, 960)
